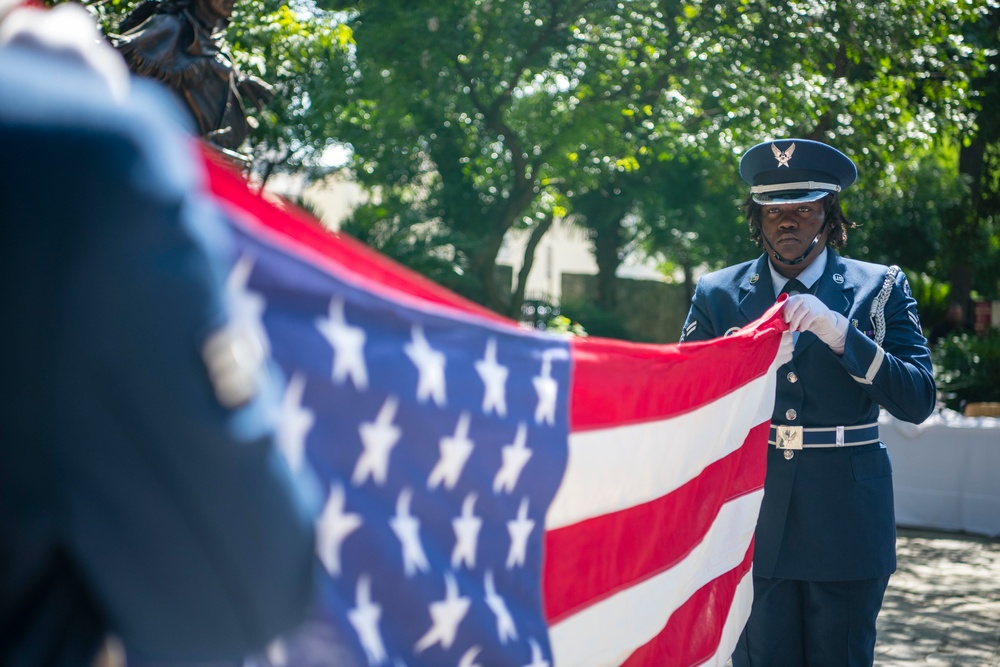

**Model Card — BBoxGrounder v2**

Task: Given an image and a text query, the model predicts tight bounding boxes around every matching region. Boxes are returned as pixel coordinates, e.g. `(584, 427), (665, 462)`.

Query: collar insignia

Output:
(749, 273), (759, 284)
(771, 142), (795, 168)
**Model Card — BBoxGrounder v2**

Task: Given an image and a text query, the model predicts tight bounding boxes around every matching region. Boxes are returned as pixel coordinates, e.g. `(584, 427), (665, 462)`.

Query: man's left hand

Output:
(783, 294), (849, 354)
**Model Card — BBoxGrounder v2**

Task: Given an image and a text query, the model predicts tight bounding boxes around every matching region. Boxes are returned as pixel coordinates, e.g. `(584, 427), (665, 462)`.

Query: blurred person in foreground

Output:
(0, 3), (317, 665)
(680, 138), (935, 666)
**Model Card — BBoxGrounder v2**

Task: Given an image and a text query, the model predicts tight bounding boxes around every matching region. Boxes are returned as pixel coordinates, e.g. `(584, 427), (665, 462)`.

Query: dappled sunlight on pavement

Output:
(877, 528), (1000, 665)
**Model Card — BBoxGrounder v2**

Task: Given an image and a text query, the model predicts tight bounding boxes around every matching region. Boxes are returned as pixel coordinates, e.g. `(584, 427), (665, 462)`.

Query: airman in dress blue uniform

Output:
(0, 5), (317, 666)
(680, 138), (936, 666)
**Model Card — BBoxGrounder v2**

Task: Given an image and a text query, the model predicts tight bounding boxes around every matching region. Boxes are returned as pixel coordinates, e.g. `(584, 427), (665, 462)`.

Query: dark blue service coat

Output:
(681, 250), (935, 581)
(0, 44), (316, 665)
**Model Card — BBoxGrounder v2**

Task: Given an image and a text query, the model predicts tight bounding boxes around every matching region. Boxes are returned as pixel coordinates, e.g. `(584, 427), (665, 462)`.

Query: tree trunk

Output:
(511, 215), (554, 320)
(580, 187), (632, 312)
(682, 261), (694, 306)
(592, 220), (622, 311)
(947, 136), (987, 309)
(468, 233), (509, 315)
(473, 169), (540, 314)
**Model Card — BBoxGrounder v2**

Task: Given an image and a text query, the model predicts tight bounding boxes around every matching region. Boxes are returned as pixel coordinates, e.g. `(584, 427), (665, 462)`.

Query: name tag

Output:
(775, 425), (803, 450)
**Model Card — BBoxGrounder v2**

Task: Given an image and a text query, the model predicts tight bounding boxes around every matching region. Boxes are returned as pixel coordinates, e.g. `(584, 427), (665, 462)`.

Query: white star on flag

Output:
(348, 575), (388, 666)
(458, 646), (484, 667)
(451, 493), (483, 569)
(404, 325), (447, 406)
(352, 396), (401, 486)
(277, 373), (313, 473)
(317, 298), (368, 390)
(493, 422), (532, 494)
(475, 337), (508, 416)
(522, 639), (551, 667)
(484, 570), (518, 643)
(390, 488), (430, 577)
(533, 350), (564, 425)
(414, 573), (471, 652)
(226, 253), (271, 357)
(506, 498), (535, 569)
(428, 412), (475, 490)
(316, 484), (362, 577)
(265, 639), (287, 667)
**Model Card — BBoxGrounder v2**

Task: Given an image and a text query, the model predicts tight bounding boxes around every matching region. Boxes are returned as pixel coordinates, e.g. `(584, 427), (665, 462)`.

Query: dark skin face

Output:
(760, 200), (830, 279)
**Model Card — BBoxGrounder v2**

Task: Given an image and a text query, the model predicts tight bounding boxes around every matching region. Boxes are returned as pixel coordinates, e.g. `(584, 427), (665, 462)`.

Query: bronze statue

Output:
(112, 0), (273, 154)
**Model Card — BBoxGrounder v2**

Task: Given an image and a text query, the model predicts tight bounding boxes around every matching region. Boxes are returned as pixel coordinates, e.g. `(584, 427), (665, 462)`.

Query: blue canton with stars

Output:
(228, 224), (571, 667)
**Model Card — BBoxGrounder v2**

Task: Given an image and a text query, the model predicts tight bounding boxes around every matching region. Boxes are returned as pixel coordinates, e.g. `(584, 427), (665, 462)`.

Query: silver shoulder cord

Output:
(871, 265), (901, 346)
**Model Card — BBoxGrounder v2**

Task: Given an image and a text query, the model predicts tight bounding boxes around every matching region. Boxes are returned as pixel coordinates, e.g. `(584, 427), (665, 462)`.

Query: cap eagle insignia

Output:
(772, 142), (795, 167)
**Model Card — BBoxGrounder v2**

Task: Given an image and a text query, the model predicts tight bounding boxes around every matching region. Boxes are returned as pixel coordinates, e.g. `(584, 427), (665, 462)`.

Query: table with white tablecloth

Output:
(880, 408), (1000, 537)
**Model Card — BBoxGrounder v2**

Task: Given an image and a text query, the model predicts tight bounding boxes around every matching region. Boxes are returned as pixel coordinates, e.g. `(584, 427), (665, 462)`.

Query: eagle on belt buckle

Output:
(776, 425), (803, 450)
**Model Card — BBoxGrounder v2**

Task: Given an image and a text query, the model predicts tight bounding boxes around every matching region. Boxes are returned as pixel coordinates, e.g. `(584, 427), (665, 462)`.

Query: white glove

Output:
(782, 294), (849, 354)
(775, 330), (794, 367)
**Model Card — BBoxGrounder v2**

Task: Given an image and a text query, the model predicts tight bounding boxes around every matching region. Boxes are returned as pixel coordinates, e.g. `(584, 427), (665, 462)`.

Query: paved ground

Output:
(723, 528), (1000, 667)
(877, 527), (1000, 665)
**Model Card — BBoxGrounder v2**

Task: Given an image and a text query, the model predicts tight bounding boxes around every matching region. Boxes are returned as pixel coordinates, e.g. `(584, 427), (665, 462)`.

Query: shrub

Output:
(931, 329), (1000, 412)
(557, 300), (633, 341)
(544, 315), (588, 337)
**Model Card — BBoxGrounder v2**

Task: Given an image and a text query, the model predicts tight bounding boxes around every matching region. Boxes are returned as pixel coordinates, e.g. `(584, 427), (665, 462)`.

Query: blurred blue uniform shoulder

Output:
(0, 42), (316, 666)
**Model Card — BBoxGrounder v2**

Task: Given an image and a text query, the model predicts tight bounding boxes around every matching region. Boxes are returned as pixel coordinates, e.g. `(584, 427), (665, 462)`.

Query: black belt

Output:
(769, 422), (880, 450)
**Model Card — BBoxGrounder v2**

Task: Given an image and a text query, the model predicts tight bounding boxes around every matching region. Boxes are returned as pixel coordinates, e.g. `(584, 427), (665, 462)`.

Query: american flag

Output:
(204, 152), (786, 667)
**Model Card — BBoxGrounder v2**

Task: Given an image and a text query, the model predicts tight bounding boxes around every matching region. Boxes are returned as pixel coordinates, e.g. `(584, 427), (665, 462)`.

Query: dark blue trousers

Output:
(732, 574), (891, 667)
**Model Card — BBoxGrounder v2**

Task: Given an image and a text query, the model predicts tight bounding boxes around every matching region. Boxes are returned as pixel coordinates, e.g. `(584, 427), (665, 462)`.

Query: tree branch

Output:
(512, 212), (555, 317)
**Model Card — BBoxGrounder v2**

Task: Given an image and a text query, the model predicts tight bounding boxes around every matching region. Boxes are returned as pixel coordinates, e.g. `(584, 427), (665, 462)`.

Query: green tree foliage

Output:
(332, 1), (682, 315)
(328, 0), (996, 317)
(229, 0), (352, 186)
(947, 2), (1000, 308)
(74, 0), (999, 323)
(932, 330), (1000, 411)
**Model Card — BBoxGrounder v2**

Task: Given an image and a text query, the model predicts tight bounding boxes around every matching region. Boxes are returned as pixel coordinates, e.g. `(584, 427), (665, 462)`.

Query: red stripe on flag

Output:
(543, 421), (769, 623)
(570, 309), (785, 430)
(621, 540), (756, 667)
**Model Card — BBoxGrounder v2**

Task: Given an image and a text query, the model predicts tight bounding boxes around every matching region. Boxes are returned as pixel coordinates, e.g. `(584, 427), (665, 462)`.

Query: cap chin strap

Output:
(762, 221), (827, 266)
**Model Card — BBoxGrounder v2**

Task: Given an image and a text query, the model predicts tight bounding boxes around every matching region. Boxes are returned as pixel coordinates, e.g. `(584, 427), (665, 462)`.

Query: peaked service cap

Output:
(739, 138), (857, 204)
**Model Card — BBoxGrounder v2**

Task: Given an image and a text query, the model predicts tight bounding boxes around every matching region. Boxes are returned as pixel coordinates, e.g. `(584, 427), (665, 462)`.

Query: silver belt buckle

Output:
(775, 425), (803, 450)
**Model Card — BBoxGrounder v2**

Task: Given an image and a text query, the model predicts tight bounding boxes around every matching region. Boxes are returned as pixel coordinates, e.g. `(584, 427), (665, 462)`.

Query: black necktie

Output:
(781, 278), (809, 296)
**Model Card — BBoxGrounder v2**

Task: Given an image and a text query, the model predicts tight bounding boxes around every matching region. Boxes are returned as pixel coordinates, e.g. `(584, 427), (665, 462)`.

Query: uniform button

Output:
(785, 408), (797, 421)
(784, 450), (795, 460)
(787, 372), (798, 383)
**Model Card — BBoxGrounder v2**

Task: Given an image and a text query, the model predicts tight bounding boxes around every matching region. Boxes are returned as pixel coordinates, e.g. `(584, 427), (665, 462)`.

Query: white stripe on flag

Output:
(548, 490), (763, 666)
(547, 371), (776, 530)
